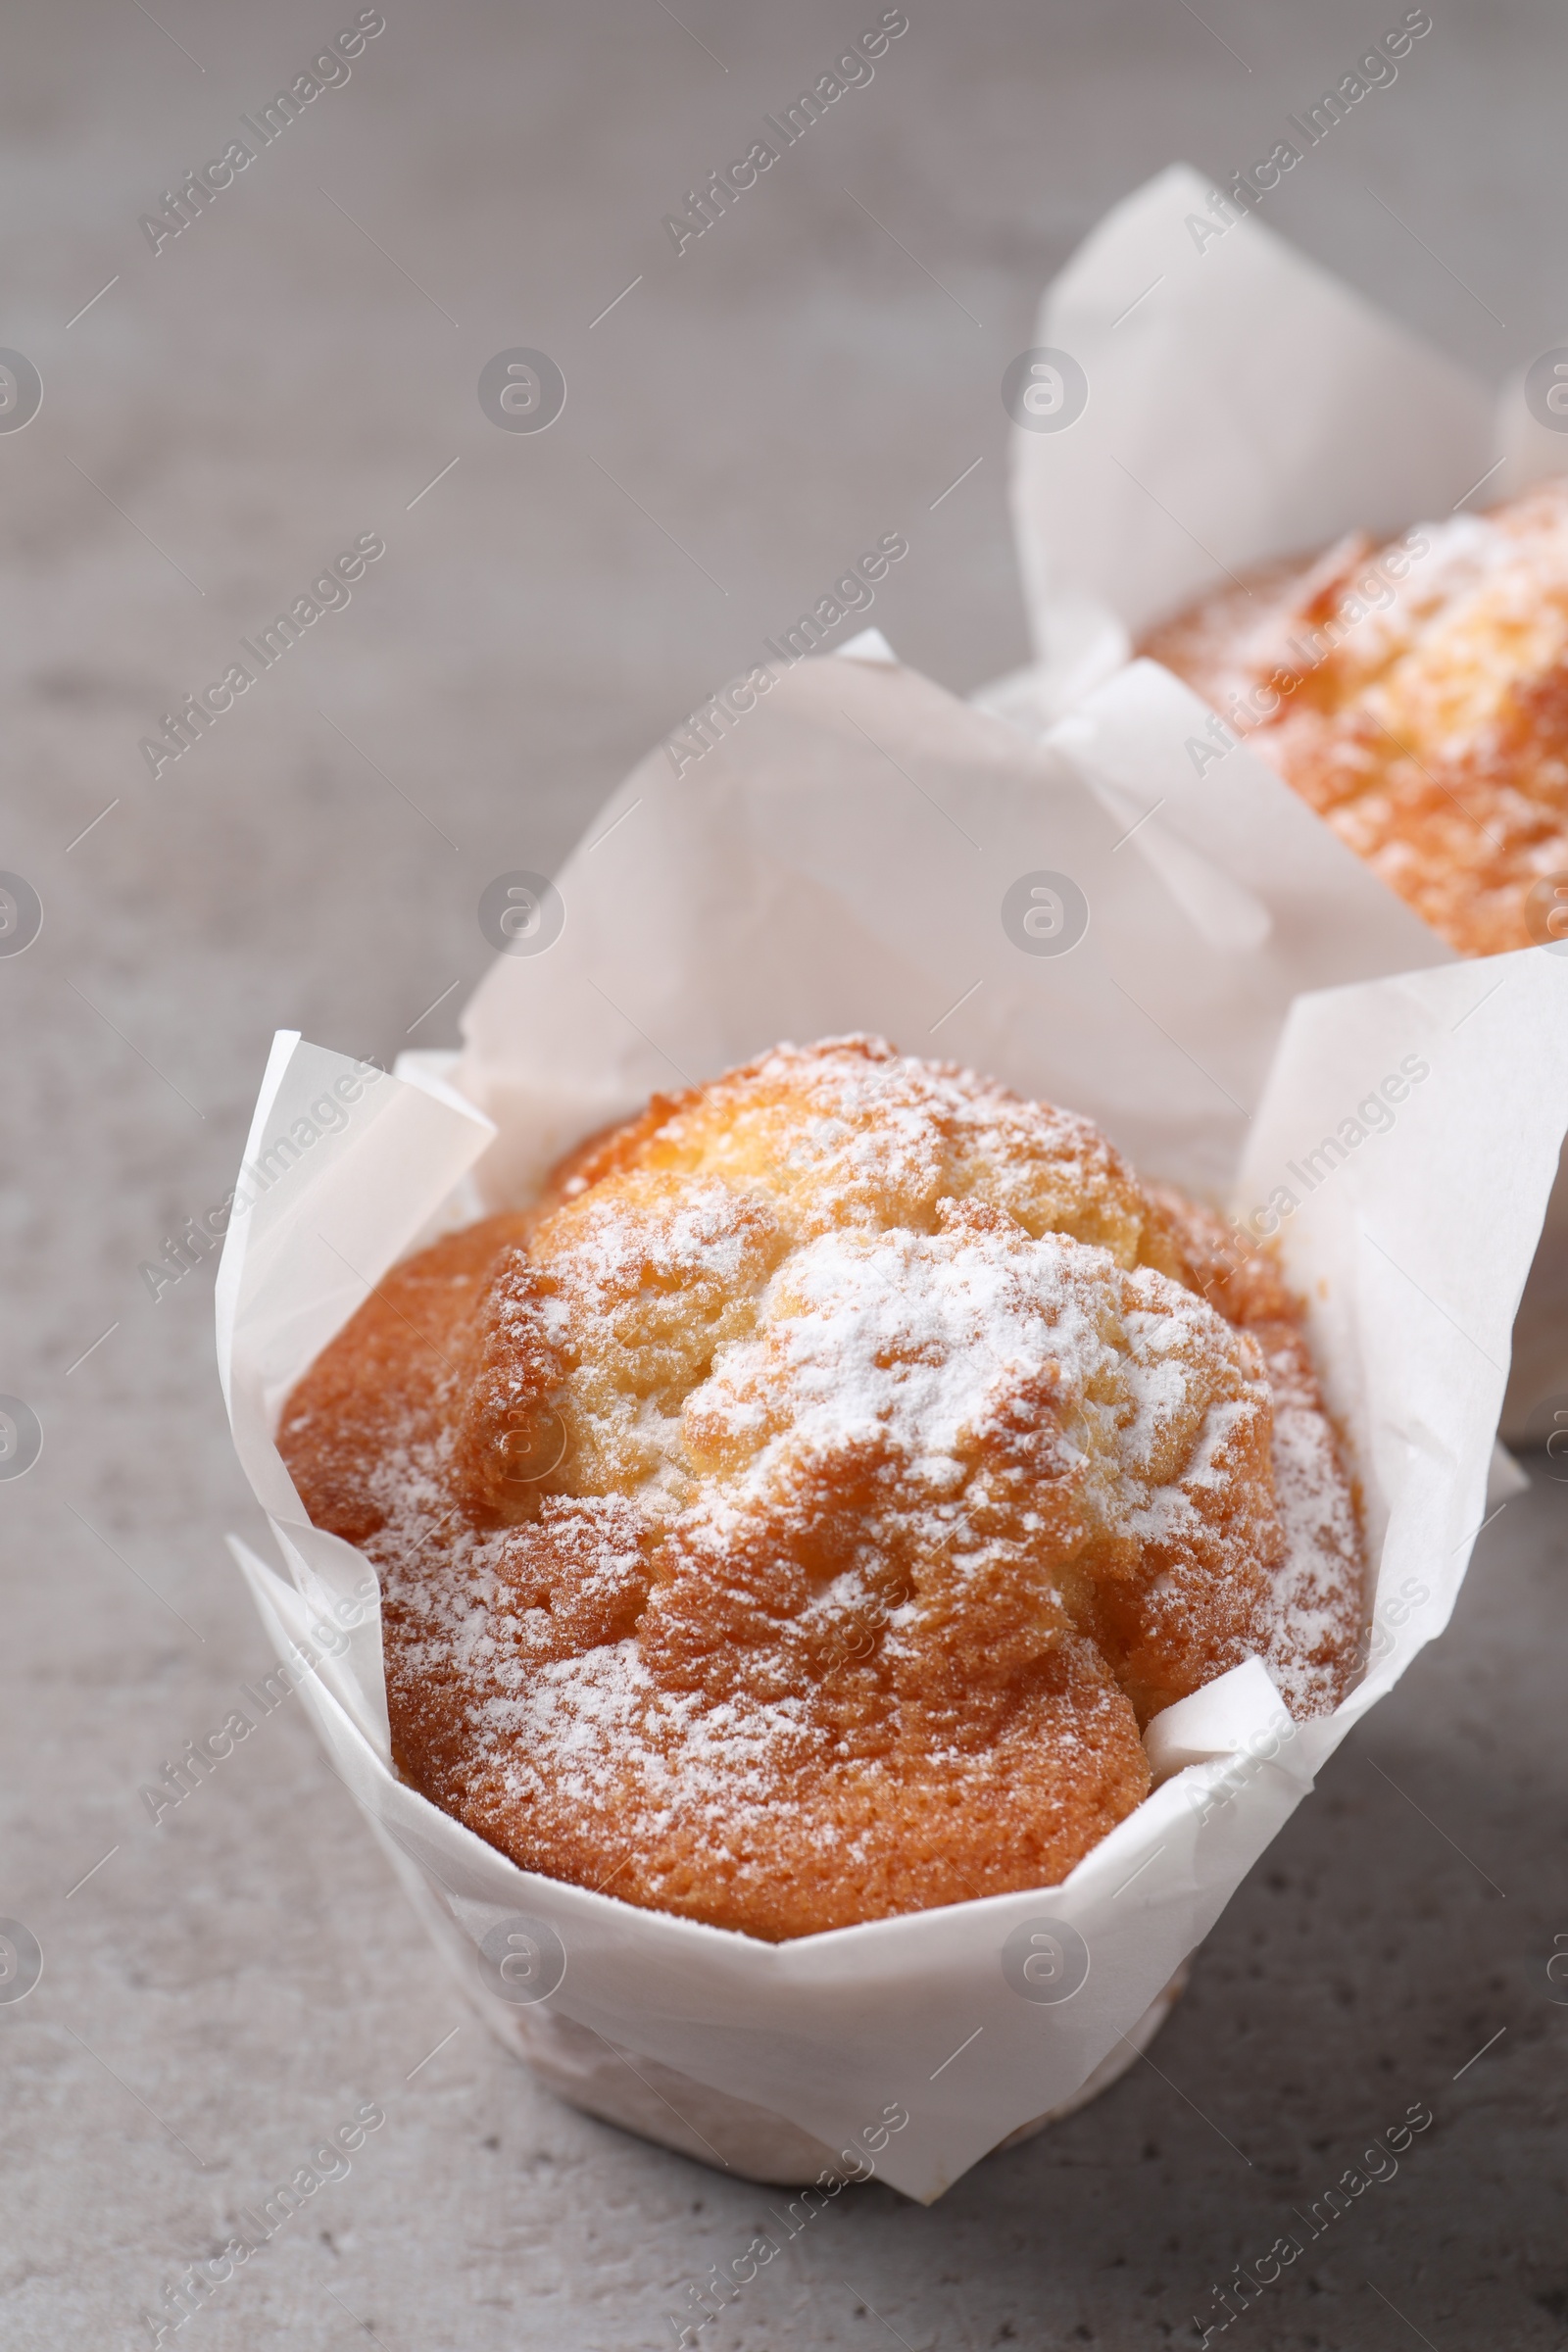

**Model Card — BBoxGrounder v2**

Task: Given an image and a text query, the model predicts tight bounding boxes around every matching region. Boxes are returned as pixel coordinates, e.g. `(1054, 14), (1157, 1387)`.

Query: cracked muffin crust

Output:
(279, 1038), (1364, 1940)
(1141, 475), (1568, 956)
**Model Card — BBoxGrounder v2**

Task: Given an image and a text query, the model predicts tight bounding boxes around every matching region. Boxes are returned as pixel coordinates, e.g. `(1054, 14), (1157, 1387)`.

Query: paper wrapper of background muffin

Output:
(987, 160), (1568, 1444)
(218, 644), (1568, 2202)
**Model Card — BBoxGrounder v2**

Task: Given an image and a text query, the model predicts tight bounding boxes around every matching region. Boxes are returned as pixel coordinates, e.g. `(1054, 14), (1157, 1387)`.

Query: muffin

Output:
(277, 1038), (1363, 1942)
(1140, 473), (1568, 956)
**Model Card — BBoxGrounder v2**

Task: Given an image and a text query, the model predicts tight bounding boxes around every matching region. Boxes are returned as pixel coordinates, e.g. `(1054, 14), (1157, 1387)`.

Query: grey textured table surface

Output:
(5, 2), (1568, 2345)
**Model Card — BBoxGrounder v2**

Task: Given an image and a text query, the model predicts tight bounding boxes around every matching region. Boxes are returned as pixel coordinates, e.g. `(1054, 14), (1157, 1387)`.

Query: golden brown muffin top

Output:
(278, 1039), (1363, 1939)
(1140, 474), (1568, 957)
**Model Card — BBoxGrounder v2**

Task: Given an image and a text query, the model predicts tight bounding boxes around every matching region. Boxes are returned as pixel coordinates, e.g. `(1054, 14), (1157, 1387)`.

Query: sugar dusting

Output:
(1140, 473), (1568, 957)
(379, 1211), (1354, 1834)
(288, 1038), (1366, 1936)
(1253, 1332), (1365, 1717)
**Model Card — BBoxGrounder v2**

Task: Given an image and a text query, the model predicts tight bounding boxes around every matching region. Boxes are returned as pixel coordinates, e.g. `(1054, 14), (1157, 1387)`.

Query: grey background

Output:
(4, 2), (1567, 2345)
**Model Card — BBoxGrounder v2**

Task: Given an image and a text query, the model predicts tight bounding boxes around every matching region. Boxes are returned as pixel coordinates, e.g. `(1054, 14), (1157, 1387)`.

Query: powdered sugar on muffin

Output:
(1140, 475), (1568, 956)
(278, 1038), (1365, 1939)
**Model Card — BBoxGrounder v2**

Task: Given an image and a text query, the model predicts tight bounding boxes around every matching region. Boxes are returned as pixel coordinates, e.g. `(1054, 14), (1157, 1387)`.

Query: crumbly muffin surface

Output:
(1141, 475), (1568, 956)
(278, 1038), (1363, 1939)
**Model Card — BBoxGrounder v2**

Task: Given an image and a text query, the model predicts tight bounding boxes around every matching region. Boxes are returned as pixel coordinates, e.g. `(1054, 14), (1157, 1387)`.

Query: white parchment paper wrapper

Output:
(219, 651), (1568, 2202)
(991, 163), (1568, 1437)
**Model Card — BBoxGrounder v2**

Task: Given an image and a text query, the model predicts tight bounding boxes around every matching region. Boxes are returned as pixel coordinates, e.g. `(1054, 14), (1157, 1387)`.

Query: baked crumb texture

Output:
(1140, 476), (1568, 956)
(278, 1039), (1364, 1940)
